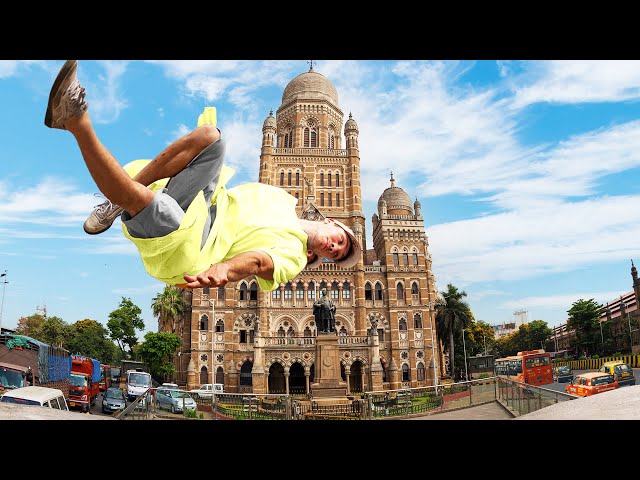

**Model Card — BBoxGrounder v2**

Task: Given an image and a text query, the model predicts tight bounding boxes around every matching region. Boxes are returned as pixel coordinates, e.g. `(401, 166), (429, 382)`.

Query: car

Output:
(0, 386), (69, 411)
(565, 372), (619, 397)
(553, 365), (573, 383)
(598, 360), (636, 386)
(102, 387), (127, 414)
(189, 383), (224, 400)
(155, 388), (197, 414)
(160, 382), (179, 389)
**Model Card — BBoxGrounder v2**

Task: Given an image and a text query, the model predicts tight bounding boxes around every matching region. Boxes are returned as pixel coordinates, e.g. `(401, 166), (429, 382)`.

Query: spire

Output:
(307, 60), (316, 72)
(390, 171), (395, 188)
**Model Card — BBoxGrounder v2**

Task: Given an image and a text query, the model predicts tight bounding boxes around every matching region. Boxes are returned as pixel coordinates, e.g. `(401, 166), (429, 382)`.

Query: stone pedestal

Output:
(310, 333), (348, 400)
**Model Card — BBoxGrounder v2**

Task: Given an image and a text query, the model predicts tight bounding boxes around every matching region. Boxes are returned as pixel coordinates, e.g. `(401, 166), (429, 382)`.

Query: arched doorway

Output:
(215, 366), (224, 385)
(200, 366), (208, 385)
(350, 360), (363, 393)
(289, 362), (306, 395)
(268, 363), (285, 394)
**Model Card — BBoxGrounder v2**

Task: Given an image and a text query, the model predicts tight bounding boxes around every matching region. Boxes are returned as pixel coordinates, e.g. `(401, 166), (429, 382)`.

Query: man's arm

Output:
(177, 250), (274, 289)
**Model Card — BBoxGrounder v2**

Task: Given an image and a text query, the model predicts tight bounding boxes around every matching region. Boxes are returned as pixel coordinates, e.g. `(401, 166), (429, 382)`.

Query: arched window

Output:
(339, 326), (347, 336)
(328, 193), (332, 207)
(284, 282), (293, 300)
(217, 287), (225, 300)
(304, 326), (312, 337)
(397, 284), (405, 301)
(308, 281), (316, 300)
(365, 283), (372, 300)
(393, 253), (399, 267)
(328, 172), (332, 186)
(249, 283), (258, 301)
(239, 283), (248, 300)
(331, 281), (339, 300)
(284, 132), (290, 148)
(304, 122), (317, 148)
(329, 134), (335, 149)
(417, 362), (425, 381)
(215, 319), (225, 333)
(286, 326), (295, 337)
(320, 172), (325, 186)
(414, 313), (422, 329)
(402, 363), (411, 382)
(336, 193), (340, 207)
(277, 326), (286, 337)
(319, 281), (327, 292)
(279, 171), (284, 186)
(399, 318), (407, 331)
(296, 281), (304, 300)
(288, 171), (292, 186)
(335, 172), (340, 187)
(342, 282), (351, 300)
(413, 253), (419, 265)
(296, 171), (300, 186)
(240, 361), (253, 386)
(310, 129), (317, 147)
(411, 282), (420, 296)
(200, 314), (208, 331)
(375, 283), (384, 301)
(403, 253), (409, 266)
(272, 289), (281, 300)
(320, 192), (324, 206)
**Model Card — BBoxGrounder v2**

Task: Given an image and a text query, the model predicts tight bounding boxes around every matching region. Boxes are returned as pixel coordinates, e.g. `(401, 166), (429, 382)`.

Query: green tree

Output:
(107, 297), (145, 355)
(67, 319), (120, 363)
(137, 331), (182, 382)
(152, 285), (187, 334)
(39, 316), (74, 348)
(435, 284), (471, 380)
(466, 320), (496, 356)
(15, 313), (46, 338)
(567, 298), (602, 357)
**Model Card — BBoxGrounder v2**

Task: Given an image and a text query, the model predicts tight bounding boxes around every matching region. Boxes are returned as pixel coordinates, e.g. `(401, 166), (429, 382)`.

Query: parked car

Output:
(553, 365), (573, 383)
(102, 387), (127, 414)
(0, 386), (69, 410)
(598, 360), (636, 386)
(566, 372), (619, 397)
(160, 383), (179, 389)
(189, 383), (224, 400)
(155, 388), (197, 414)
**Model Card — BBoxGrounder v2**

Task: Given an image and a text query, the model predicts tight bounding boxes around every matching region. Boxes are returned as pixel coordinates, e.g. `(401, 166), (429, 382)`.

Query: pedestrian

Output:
(44, 60), (361, 290)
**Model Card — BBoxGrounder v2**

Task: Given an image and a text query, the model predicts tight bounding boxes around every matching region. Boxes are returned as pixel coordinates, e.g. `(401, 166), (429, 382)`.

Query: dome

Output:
(378, 172), (413, 215)
(282, 70), (339, 105)
(344, 112), (358, 132)
(263, 110), (276, 129)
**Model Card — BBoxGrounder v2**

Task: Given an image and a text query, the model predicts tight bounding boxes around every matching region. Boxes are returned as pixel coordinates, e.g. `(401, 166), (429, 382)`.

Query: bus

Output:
(99, 364), (111, 392)
(495, 349), (553, 386)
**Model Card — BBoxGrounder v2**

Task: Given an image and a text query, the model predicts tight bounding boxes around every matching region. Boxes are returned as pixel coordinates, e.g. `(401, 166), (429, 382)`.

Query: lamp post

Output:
(0, 271), (7, 334)
(483, 335), (487, 356)
(212, 298), (218, 421)
(461, 328), (468, 381)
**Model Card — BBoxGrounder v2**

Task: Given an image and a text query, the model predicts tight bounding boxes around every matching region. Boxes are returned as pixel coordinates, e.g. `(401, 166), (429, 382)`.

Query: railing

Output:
(337, 335), (369, 345)
(495, 377), (575, 417)
(263, 336), (316, 346)
(273, 147), (348, 157)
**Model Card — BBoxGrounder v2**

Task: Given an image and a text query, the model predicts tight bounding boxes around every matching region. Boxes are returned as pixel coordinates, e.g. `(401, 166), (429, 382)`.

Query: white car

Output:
(189, 383), (223, 399)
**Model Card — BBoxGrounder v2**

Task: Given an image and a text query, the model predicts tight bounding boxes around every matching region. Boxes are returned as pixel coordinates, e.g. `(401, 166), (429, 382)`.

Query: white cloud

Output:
(84, 60), (130, 124)
(0, 60), (47, 78)
(501, 291), (630, 310)
(509, 60), (640, 108)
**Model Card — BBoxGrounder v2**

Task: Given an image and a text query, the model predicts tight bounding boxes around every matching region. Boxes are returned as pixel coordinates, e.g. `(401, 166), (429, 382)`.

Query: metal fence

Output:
(495, 377), (575, 416)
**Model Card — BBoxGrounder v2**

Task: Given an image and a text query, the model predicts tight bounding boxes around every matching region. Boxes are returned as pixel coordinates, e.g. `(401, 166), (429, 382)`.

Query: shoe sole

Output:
(83, 224), (112, 235)
(44, 60), (77, 128)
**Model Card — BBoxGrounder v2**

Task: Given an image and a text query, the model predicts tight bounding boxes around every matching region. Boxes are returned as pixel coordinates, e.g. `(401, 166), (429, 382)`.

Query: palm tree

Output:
(435, 283), (471, 380)
(151, 286), (187, 334)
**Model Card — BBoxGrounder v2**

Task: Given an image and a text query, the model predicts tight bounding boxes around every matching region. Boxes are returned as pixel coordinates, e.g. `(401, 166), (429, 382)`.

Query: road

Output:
(542, 367), (640, 394)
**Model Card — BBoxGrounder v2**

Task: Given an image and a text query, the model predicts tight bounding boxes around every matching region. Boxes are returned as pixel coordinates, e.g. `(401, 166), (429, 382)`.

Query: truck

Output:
(125, 369), (152, 403)
(0, 333), (70, 398)
(68, 354), (101, 413)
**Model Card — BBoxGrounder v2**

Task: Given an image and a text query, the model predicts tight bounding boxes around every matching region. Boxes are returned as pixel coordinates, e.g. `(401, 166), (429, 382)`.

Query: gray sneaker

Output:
(83, 198), (124, 235)
(44, 60), (88, 130)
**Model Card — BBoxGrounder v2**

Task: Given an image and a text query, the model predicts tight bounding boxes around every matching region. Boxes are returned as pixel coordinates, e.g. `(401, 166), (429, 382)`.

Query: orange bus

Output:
(495, 349), (553, 386)
(99, 364), (111, 392)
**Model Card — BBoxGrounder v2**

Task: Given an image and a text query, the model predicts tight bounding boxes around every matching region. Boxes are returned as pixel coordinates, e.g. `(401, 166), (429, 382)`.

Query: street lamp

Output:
(0, 271), (7, 334)
(461, 328), (468, 381)
(208, 298), (218, 420)
(482, 335), (487, 356)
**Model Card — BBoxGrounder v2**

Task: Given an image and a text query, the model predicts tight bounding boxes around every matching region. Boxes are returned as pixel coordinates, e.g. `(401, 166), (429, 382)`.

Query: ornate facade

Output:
(173, 65), (442, 394)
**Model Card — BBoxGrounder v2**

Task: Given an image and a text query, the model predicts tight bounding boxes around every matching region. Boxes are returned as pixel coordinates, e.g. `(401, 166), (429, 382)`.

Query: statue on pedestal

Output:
(313, 288), (336, 333)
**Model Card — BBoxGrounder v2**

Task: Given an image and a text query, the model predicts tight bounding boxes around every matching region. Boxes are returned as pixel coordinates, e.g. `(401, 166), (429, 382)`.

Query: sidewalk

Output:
(404, 401), (514, 420)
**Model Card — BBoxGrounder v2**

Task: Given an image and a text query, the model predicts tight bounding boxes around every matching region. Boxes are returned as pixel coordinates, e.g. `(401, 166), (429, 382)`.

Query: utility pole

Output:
(0, 271), (7, 334)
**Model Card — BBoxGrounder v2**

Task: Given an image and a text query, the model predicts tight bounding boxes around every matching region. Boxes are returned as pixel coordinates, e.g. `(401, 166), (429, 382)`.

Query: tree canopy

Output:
(137, 331), (182, 382)
(567, 298), (602, 357)
(107, 297), (145, 354)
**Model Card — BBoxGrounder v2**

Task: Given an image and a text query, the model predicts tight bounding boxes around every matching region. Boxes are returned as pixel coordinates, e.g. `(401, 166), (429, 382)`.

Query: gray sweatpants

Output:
(122, 134), (225, 249)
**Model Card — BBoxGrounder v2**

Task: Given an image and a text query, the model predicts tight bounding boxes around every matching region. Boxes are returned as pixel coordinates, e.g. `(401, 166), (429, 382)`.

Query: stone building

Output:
(173, 65), (442, 395)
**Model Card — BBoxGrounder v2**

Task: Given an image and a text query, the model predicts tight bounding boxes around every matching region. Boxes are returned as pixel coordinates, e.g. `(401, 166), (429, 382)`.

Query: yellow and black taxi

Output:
(565, 372), (619, 397)
(553, 365), (573, 383)
(598, 360), (636, 386)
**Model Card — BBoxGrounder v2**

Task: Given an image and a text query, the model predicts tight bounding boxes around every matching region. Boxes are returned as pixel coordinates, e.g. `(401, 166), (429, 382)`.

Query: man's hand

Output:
(176, 250), (274, 289)
(177, 263), (232, 289)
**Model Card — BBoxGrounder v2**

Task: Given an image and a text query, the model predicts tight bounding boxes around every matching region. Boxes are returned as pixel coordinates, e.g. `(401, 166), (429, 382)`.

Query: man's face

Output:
(314, 219), (352, 262)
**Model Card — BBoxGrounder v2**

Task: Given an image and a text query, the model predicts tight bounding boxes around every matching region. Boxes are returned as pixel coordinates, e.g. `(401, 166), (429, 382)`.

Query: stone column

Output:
(305, 368), (310, 395)
(345, 367), (351, 394)
(284, 366), (290, 395)
(369, 329), (384, 391)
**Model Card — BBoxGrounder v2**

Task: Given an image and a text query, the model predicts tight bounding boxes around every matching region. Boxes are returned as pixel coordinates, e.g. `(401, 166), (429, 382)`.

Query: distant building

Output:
(492, 310), (529, 339)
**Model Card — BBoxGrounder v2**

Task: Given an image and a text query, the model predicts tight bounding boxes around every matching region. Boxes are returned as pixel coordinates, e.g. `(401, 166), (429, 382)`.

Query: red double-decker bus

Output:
(495, 349), (553, 386)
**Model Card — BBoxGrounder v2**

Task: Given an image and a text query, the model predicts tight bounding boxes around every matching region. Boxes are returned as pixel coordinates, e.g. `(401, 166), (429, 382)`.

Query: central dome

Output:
(282, 70), (339, 105)
(378, 173), (413, 215)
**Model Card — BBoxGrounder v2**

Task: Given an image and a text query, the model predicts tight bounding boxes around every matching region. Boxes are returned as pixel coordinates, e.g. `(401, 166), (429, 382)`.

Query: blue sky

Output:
(1, 60), (639, 335)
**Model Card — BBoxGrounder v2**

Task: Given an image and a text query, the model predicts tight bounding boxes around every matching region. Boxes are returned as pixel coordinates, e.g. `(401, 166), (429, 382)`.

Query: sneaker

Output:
(83, 197), (124, 235)
(44, 60), (88, 130)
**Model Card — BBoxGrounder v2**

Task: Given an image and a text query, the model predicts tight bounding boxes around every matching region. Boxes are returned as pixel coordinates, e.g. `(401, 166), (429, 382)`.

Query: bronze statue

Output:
(313, 288), (336, 333)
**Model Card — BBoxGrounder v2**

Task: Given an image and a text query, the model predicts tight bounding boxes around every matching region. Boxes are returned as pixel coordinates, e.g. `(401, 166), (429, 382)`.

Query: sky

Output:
(0, 59), (639, 336)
